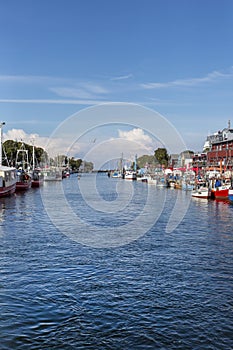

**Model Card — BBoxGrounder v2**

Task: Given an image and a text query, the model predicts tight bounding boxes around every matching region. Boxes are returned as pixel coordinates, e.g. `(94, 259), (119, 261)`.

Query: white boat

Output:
(112, 171), (122, 178)
(147, 175), (157, 185)
(191, 184), (211, 199)
(136, 175), (148, 182)
(124, 171), (137, 180)
(0, 166), (17, 197)
(0, 122), (17, 197)
(43, 167), (63, 181)
(169, 181), (176, 188)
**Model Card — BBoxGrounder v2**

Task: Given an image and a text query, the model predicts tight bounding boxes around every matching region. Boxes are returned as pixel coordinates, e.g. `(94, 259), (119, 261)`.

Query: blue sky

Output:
(0, 0), (233, 165)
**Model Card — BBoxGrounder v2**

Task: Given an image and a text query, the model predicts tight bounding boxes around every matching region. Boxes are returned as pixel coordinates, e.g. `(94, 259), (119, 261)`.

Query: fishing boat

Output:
(0, 166), (17, 196)
(30, 144), (43, 187)
(43, 167), (63, 181)
(15, 142), (31, 191)
(210, 179), (231, 199)
(31, 169), (44, 187)
(0, 122), (17, 196)
(168, 180), (176, 188)
(16, 170), (32, 191)
(62, 169), (70, 178)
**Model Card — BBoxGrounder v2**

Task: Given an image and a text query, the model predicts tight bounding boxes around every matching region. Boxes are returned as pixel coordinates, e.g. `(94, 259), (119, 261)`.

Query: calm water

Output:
(0, 174), (233, 349)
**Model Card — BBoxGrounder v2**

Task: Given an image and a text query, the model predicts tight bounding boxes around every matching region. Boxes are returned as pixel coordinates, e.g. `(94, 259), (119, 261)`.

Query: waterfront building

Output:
(169, 154), (179, 169)
(178, 150), (194, 170)
(192, 153), (207, 174)
(205, 120), (233, 171)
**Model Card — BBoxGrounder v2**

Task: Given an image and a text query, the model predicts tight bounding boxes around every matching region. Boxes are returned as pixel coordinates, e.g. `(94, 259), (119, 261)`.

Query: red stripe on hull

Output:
(0, 183), (16, 197)
(211, 188), (229, 199)
(16, 181), (31, 191)
(31, 180), (43, 188)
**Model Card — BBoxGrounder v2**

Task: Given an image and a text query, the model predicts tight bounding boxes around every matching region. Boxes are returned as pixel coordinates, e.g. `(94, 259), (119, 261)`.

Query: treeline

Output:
(3, 140), (45, 167)
(2, 140), (90, 172)
(136, 148), (169, 169)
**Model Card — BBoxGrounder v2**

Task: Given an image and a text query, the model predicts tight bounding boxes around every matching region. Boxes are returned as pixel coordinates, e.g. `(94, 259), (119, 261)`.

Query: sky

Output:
(0, 0), (233, 168)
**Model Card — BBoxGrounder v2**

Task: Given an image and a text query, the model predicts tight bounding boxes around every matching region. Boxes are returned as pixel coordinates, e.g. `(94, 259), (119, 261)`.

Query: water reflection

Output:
(0, 202), (6, 223)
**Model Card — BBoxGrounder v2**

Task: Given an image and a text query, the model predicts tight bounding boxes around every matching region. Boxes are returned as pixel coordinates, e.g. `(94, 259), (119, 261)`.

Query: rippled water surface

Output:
(0, 174), (233, 349)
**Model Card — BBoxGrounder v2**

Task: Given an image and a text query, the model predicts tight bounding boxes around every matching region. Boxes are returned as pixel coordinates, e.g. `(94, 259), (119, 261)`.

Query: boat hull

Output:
(191, 189), (211, 199)
(124, 172), (137, 180)
(0, 166), (17, 197)
(211, 186), (230, 199)
(16, 180), (31, 191)
(0, 183), (16, 197)
(31, 179), (43, 188)
(228, 189), (233, 202)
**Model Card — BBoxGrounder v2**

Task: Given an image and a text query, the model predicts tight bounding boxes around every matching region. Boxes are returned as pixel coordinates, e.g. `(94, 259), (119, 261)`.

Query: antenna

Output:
(228, 120), (231, 129)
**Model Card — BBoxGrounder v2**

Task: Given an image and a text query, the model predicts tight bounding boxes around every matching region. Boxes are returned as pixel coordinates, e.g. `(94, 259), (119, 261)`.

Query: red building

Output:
(206, 121), (233, 171)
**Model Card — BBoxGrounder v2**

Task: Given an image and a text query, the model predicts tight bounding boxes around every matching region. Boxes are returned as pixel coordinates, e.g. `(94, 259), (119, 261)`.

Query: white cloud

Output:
(50, 83), (108, 100)
(4, 129), (38, 143)
(85, 129), (161, 169)
(111, 74), (133, 81)
(0, 99), (106, 105)
(49, 87), (97, 99)
(141, 69), (233, 89)
(3, 129), (83, 159)
(118, 128), (154, 150)
(2, 127), (162, 169)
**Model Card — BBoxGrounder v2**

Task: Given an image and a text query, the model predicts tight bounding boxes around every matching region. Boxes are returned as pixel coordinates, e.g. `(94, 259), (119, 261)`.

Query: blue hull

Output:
(228, 189), (233, 202)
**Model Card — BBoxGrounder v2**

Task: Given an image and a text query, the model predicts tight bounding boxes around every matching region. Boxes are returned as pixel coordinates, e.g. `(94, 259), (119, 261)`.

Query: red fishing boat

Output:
(16, 170), (31, 191)
(15, 142), (32, 191)
(31, 169), (43, 187)
(211, 183), (231, 199)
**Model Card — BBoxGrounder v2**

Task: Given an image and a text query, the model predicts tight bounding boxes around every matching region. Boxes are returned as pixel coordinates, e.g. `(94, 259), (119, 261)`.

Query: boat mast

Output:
(32, 140), (35, 170)
(0, 121), (6, 166)
(134, 154), (137, 172)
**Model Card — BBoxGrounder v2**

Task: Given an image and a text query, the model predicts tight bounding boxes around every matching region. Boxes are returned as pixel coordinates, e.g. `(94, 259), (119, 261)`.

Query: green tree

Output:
(69, 157), (82, 172)
(154, 148), (169, 168)
(137, 154), (159, 168)
(3, 140), (46, 167)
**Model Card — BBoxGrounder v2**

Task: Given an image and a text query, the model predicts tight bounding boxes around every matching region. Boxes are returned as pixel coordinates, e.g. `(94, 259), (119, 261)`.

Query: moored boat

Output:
(0, 166), (17, 197)
(62, 169), (70, 178)
(228, 188), (233, 202)
(15, 142), (32, 191)
(0, 122), (17, 197)
(137, 175), (148, 182)
(112, 171), (122, 178)
(124, 171), (137, 180)
(43, 167), (63, 181)
(147, 175), (157, 185)
(16, 170), (31, 191)
(211, 183), (231, 199)
(30, 143), (44, 187)
(31, 169), (44, 187)
(191, 186), (211, 199)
